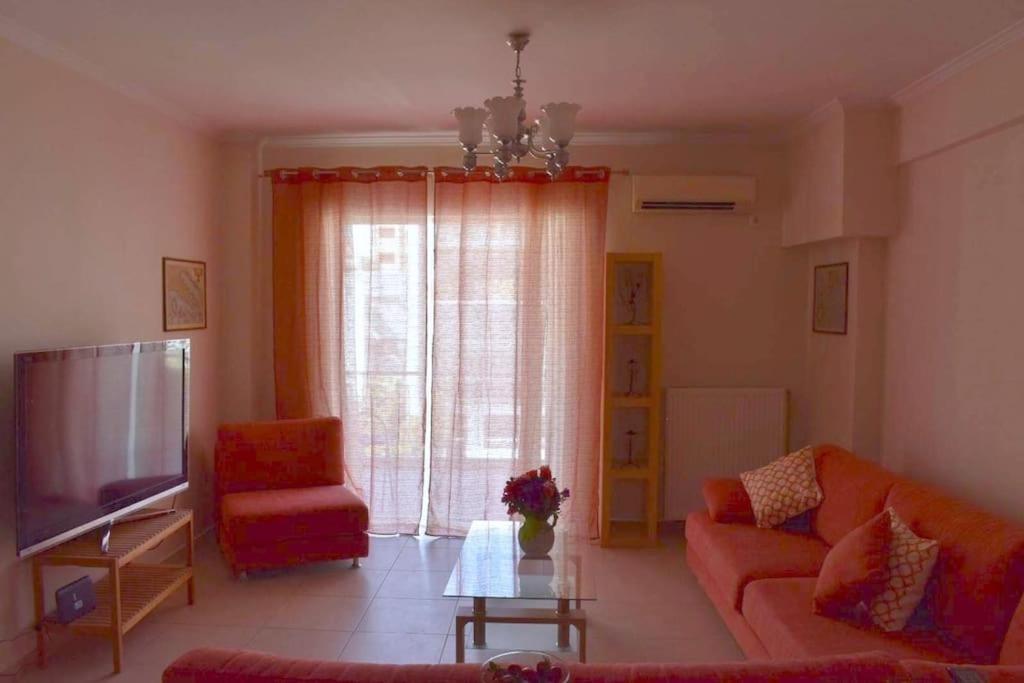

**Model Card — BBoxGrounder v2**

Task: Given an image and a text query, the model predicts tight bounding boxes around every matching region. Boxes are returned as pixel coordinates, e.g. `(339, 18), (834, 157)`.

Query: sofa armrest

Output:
(163, 649), (474, 683)
(215, 417), (344, 498)
(702, 478), (756, 524)
(901, 659), (1024, 682)
(164, 649), (910, 683)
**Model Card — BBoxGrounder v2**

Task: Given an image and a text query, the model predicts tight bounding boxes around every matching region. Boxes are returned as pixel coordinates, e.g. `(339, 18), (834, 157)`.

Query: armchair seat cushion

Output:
(221, 485), (368, 547)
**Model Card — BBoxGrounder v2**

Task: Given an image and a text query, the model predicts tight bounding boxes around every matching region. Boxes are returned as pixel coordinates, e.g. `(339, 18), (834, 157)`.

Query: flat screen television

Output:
(14, 339), (189, 557)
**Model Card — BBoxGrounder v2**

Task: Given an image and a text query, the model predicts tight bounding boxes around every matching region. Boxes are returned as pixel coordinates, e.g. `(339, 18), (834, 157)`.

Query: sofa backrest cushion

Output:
(886, 480), (1024, 663)
(811, 445), (898, 546)
(215, 417), (344, 496)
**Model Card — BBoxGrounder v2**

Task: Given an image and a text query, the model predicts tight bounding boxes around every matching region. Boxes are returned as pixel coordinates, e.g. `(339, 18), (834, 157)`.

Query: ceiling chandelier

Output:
(453, 32), (581, 181)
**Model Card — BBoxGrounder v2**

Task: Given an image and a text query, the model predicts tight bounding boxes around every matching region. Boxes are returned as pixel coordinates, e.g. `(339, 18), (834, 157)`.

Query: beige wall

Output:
(254, 141), (809, 443)
(0, 36), (229, 664)
(783, 102), (894, 459)
(787, 39), (1024, 520)
(799, 238), (886, 457)
(897, 37), (1024, 164)
(782, 105), (846, 246)
(216, 141), (262, 423)
(883, 74), (1024, 518)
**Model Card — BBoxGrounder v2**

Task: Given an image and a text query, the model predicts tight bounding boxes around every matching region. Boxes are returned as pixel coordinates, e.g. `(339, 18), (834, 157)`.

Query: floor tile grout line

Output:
(333, 628), (359, 662)
(438, 634), (449, 664)
(350, 583), (379, 633)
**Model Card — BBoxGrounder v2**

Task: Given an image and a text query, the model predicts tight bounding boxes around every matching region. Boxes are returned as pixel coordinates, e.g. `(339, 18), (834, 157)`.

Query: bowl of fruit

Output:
(481, 651), (569, 683)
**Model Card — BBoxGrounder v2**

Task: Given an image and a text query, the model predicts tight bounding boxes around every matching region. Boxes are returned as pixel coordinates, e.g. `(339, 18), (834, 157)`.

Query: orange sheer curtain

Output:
(428, 166), (609, 538)
(271, 167), (428, 534)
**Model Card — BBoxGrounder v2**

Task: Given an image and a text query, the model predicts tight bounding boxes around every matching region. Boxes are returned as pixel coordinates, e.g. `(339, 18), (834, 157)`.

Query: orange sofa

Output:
(163, 648), (1024, 682)
(686, 444), (1024, 666)
(215, 417), (369, 575)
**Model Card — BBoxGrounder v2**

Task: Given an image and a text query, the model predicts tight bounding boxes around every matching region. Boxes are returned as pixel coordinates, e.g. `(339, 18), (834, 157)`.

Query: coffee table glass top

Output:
(443, 520), (596, 601)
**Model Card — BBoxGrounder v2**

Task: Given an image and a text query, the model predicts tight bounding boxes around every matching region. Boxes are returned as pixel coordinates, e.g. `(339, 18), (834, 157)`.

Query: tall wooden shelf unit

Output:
(601, 253), (663, 547)
(33, 509), (195, 674)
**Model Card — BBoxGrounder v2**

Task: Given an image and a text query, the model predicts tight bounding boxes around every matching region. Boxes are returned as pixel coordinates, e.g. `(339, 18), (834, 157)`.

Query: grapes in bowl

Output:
(481, 651), (569, 683)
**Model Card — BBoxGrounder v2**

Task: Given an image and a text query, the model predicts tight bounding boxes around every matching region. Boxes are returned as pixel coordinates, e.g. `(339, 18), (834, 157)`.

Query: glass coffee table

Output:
(444, 520), (595, 662)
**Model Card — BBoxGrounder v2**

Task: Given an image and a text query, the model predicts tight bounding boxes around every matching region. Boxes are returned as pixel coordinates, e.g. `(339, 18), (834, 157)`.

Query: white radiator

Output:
(663, 387), (789, 521)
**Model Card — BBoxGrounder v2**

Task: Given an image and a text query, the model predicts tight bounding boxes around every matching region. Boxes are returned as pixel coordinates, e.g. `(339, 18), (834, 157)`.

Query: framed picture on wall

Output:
(163, 257), (207, 331)
(813, 262), (848, 334)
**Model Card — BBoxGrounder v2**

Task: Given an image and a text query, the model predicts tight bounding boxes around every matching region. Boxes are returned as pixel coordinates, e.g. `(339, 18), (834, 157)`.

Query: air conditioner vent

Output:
(639, 201), (738, 212)
(633, 175), (756, 214)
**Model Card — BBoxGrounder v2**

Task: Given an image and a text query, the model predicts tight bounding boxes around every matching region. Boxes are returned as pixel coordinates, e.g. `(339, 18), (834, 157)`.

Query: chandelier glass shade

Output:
(454, 33), (581, 180)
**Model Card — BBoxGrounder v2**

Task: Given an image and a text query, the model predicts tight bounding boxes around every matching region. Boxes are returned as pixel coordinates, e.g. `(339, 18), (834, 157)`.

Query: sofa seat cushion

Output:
(743, 577), (969, 663)
(221, 485), (368, 546)
(685, 511), (830, 610)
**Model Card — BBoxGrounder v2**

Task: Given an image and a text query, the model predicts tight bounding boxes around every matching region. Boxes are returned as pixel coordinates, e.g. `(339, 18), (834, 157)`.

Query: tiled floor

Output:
(15, 532), (742, 682)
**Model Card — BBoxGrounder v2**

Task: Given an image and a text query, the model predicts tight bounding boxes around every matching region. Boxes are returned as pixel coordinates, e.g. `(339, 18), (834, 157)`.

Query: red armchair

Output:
(214, 417), (369, 576)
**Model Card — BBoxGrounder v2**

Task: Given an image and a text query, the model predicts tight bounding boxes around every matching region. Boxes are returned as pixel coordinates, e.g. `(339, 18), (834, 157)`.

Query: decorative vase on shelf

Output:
(518, 515), (556, 558)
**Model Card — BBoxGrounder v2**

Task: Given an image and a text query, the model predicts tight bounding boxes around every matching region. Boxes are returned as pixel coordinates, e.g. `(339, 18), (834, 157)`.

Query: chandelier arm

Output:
(525, 136), (558, 159)
(508, 128), (542, 158)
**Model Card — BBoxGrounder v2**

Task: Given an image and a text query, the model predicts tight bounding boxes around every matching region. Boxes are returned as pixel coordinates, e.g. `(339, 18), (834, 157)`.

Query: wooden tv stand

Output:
(33, 509), (195, 674)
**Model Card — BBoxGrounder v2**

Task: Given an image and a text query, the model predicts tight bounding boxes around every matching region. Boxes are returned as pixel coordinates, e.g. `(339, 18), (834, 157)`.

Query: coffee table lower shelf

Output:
(453, 598), (587, 663)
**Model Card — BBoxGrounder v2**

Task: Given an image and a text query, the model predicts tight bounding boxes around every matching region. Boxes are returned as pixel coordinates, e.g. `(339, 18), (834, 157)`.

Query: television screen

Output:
(15, 339), (189, 557)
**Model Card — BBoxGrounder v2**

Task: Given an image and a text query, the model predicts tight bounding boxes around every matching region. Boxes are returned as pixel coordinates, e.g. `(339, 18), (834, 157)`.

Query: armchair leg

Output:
(351, 557), (361, 569)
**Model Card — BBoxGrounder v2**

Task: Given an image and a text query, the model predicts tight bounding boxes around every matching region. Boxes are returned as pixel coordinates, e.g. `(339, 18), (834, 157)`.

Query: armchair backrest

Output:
(215, 417), (344, 499)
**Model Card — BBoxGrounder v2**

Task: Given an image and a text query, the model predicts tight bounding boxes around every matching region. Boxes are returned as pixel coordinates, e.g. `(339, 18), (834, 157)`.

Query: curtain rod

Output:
(257, 168), (631, 179)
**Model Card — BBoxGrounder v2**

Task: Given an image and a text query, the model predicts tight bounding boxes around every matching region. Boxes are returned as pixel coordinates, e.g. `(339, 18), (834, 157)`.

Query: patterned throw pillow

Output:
(867, 508), (939, 632)
(812, 509), (893, 619)
(739, 447), (824, 529)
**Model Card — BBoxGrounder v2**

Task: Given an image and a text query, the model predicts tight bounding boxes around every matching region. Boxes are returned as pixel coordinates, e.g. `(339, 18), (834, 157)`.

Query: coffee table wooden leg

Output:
(455, 614), (466, 663)
(472, 597), (487, 647)
(578, 619), (587, 662)
(556, 599), (570, 649)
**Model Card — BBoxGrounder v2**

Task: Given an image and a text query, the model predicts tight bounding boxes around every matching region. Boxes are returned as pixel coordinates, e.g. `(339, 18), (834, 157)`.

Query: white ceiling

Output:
(2, 0), (1023, 137)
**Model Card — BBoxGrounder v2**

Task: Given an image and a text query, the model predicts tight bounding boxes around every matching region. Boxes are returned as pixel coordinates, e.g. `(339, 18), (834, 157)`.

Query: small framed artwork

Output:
(813, 262), (848, 334)
(162, 257), (207, 331)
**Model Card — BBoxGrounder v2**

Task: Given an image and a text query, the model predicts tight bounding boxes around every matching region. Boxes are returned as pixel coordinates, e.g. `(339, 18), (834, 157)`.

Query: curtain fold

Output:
(271, 167), (428, 534)
(428, 166), (609, 538)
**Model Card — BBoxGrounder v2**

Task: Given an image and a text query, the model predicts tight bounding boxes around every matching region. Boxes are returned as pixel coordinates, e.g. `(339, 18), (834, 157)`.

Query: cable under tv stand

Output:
(117, 507), (178, 525)
(99, 508), (177, 554)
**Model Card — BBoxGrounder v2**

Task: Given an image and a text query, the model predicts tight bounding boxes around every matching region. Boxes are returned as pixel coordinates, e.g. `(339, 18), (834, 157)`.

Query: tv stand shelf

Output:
(33, 509), (194, 674)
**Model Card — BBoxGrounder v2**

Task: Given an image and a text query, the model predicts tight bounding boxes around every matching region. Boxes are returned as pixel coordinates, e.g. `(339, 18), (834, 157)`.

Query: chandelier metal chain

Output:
(512, 41), (524, 99)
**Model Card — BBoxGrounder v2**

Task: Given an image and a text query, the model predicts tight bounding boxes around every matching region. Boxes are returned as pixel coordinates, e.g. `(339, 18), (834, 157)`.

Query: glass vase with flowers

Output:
(501, 466), (570, 558)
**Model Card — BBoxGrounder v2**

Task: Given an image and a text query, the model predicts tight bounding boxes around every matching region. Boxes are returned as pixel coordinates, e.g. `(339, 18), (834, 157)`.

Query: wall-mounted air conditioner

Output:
(632, 175), (756, 214)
